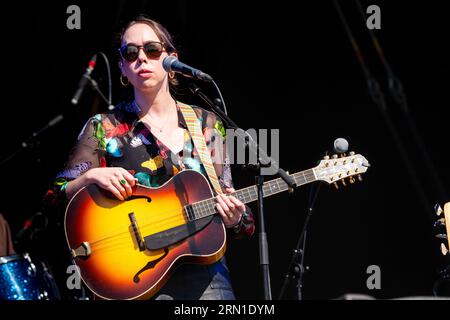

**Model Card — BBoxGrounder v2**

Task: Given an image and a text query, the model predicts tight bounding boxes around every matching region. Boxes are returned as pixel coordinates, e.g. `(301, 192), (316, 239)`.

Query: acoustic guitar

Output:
(65, 153), (370, 300)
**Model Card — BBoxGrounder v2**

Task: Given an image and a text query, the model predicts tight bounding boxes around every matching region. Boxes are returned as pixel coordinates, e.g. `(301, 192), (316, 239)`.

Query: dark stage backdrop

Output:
(0, 0), (449, 300)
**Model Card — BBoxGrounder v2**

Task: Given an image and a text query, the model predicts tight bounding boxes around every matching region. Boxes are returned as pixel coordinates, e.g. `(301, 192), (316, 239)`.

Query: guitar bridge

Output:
(129, 212), (145, 251)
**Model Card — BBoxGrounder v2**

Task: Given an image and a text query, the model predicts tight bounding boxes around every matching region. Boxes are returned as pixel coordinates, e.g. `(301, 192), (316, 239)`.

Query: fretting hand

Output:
(215, 188), (245, 228)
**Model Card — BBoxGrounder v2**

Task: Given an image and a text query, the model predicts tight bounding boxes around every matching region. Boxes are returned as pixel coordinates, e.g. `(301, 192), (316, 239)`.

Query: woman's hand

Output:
(85, 167), (137, 201)
(215, 188), (245, 228)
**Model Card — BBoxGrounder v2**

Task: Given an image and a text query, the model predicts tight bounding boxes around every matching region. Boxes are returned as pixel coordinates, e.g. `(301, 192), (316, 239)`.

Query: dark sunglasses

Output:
(119, 41), (165, 62)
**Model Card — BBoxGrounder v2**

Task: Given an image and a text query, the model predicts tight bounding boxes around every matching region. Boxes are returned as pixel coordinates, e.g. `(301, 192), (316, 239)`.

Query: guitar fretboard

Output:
(184, 169), (316, 221)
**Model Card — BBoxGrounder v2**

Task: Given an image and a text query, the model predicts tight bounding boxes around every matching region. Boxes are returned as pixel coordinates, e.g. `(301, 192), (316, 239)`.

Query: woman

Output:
(45, 15), (254, 300)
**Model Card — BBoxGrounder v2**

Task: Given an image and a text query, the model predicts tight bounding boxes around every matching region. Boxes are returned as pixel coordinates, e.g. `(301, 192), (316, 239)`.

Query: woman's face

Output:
(119, 23), (173, 92)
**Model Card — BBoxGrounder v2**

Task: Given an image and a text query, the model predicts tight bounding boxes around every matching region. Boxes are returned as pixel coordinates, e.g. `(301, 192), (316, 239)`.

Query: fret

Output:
(201, 200), (210, 218)
(191, 203), (200, 220)
(193, 204), (200, 219)
(184, 204), (193, 222)
(191, 198), (216, 220)
(205, 200), (215, 217)
(197, 201), (206, 219)
(188, 169), (318, 221)
(245, 187), (254, 202)
(199, 200), (211, 218)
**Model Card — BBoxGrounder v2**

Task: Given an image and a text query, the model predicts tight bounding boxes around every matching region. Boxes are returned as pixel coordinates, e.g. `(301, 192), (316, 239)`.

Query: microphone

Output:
(162, 56), (213, 82)
(334, 138), (349, 153)
(71, 54), (97, 105)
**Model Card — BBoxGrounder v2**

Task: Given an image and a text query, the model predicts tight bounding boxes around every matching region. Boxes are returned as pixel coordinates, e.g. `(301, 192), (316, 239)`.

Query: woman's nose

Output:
(136, 47), (148, 63)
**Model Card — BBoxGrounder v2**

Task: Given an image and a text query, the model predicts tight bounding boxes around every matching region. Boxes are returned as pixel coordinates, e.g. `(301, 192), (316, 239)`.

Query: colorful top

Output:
(44, 100), (254, 239)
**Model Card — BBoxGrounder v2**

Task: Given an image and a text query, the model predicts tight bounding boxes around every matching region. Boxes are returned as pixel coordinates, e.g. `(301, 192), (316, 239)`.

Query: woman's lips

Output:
(138, 70), (153, 78)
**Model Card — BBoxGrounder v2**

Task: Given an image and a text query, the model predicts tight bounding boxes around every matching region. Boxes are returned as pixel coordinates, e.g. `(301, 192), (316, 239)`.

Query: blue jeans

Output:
(153, 257), (235, 300)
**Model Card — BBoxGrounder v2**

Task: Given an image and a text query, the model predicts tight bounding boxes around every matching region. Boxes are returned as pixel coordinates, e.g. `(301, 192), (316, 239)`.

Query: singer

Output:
(44, 14), (254, 300)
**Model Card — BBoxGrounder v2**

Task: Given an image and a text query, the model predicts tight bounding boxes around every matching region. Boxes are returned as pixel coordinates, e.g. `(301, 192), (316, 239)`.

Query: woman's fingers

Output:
(110, 178), (128, 200)
(224, 188), (245, 214)
(121, 178), (134, 197)
(87, 167), (137, 200)
(216, 194), (231, 217)
(227, 195), (245, 212)
(215, 193), (245, 227)
(224, 187), (235, 194)
(220, 194), (236, 213)
(215, 203), (229, 221)
(112, 168), (136, 198)
(120, 168), (137, 187)
(107, 183), (125, 201)
(115, 174), (133, 197)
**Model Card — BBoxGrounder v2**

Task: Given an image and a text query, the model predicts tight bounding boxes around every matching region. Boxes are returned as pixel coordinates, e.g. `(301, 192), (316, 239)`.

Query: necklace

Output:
(144, 104), (174, 133)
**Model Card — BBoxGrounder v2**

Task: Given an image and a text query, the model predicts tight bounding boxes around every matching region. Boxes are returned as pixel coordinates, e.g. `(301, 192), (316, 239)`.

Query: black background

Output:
(0, 0), (449, 300)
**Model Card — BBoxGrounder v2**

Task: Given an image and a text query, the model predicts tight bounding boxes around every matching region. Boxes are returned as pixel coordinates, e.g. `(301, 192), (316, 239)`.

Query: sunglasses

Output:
(119, 41), (166, 62)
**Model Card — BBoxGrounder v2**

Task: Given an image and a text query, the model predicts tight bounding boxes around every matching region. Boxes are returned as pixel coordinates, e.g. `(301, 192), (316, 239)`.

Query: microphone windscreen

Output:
(162, 56), (177, 72)
(334, 138), (349, 153)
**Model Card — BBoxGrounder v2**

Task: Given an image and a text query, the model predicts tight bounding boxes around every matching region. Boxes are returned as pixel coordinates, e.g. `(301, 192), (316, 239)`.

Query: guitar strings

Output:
(82, 173), (313, 252)
(89, 190), (253, 251)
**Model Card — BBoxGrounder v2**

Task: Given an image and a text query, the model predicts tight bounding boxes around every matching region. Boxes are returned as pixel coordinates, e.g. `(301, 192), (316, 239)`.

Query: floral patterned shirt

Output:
(44, 100), (254, 239)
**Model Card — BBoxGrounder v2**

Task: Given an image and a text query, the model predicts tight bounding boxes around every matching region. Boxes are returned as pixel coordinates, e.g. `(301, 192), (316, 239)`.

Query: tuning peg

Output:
(323, 155), (330, 160)
(341, 180), (347, 187)
(349, 151), (355, 156)
(441, 243), (449, 256)
(434, 204), (443, 216)
(332, 154), (338, 159)
(349, 177), (355, 184)
(357, 174), (363, 182)
(333, 182), (339, 190)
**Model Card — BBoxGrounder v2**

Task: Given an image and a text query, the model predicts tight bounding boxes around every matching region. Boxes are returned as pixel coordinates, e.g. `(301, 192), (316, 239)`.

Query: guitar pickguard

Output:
(143, 215), (214, 250)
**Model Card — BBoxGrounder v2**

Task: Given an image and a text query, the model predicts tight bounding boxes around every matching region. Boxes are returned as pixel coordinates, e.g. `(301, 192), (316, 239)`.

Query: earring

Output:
(120, 75), (129, 86)
(169, 72), (175, 79)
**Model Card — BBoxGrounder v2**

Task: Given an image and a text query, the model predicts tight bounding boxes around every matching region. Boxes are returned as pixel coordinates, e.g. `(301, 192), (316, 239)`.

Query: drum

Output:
(0, 253), (59, 300)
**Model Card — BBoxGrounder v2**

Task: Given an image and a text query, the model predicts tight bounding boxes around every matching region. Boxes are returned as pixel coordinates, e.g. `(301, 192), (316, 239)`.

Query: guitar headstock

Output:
(313, 152), (370, 188)
(434, 202), (450, 257)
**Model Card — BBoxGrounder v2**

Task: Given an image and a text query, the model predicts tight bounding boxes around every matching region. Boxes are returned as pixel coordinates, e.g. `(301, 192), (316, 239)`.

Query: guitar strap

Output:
(178, 102), (223, 195)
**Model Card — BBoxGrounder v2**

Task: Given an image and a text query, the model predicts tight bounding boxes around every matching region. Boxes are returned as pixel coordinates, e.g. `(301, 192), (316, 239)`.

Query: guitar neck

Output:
(232, 168), (316, 204)
(185, 169), (317, 221)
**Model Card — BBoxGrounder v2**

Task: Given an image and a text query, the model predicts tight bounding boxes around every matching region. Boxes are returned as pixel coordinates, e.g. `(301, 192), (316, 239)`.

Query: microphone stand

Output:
(189, 83), (296, 300)
(278, 182), (321, 300)
(0, 114), (64, 166)
(2, 55), (112, 166)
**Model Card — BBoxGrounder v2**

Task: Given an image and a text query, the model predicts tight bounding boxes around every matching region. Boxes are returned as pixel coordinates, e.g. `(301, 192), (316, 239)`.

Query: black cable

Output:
(97, 52), (114, 110)
(211, 79), (228, 115)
